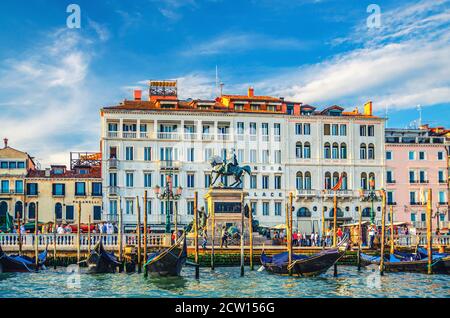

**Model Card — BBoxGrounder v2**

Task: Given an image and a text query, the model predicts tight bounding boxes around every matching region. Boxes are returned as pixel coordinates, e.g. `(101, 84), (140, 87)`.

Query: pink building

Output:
(385, 128), (448, 231)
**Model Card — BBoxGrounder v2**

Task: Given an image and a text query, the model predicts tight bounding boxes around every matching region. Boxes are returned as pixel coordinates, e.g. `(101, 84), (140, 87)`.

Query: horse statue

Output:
(209, 154), (251, 188)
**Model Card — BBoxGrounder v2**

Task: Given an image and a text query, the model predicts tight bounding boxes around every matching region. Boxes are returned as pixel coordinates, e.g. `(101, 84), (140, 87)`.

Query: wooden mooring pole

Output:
(34, 202), (39, 270)
(380, 190), (386, 276)
(194, 191), (200, 279)
(53, 207), (57, 269)
(77, 202), (81, 264)
(211, 201), (215, 271)
(240, 192), (245, 277)
(249, 202), (254, 271)
(17, 211), (22, 255)
(333, 192), (338, 277)
(136, 196), (142, 273)
(288, 192), (293, 276)
(88, 215), (91, 254)
(143, 191), (148, 277)
(118, 197), (123, 272)
(357, 205), (363, 271)
(426, 188), (433, 275)
(389, 205), (394, 255)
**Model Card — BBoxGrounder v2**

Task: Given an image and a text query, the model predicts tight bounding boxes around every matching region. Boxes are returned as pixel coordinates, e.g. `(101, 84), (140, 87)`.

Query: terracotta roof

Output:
(27, 166), (101, 179)
(221, 95), (282, 102)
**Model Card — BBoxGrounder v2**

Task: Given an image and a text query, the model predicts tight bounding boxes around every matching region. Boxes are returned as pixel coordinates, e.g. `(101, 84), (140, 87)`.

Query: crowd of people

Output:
(268, 227), (349, 247)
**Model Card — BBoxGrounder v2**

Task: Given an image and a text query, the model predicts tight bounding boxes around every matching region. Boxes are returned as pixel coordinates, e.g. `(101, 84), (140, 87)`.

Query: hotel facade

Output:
(100, 81), (385, 232)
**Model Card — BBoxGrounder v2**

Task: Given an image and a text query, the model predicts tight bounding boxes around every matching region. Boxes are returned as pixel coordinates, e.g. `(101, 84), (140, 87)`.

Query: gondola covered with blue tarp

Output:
(0, 245), (47, 273)
(85, 239), (121, 274)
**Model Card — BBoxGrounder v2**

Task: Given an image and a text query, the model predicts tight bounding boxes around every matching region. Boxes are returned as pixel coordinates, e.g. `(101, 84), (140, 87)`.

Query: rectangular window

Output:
(262, 202), (269, 216)
(1, 180), (9, 193)
(409, 171), (416, 183)
(262, 150), (269, 164)
(237, 149), (244, 163)
(250, 175), (257, 189)
(387, 191), (394, 204)
(340, 124), (347, 136)
(146, 200), (152, 215)
(419, 151), (425, 160)
(411, 213), (416, 222)
(419, 170), (426, 183)
(303, 123), (311, 135)
(331, 124), (339, 136)
(387, 171), (393, 183)
(144, 173), (152, 188)
(274, 175), (281, 189)
(187, 148), (195, 162)
(15, 180), (23, 194)
(126, 200), (134, 215)
(262, 175), (269, 189)
(187, 201), (194, 215)
(109, 200), (117, 215)
(409, 191), (416, 204)
(386, 151), (392, 160)
(251, 202), (257, 216)
(204, 148), (213, 161)
(439, 191), (446, 204)
(368, 125), (375, 136)
(125, 146), (134, 160)
(126, 172), (134, 187)
(75, 182), (86, 196)
(66, 206), (74, 221)
(324, 124), (330, 136)
(438, 152), (444, 160)
(144, 147), (152, 161)
(250, 122), (257, 135)
(275, 202), (282, 216)
(0, 162), (8, 169)
(109, 173), (117, 187)
(274, 150), (282, 164)
(250, 149), (257, 163)
(237, 122), (244, 135)
(27, 183), (38, 195)
(408, 151), (415, 160)
(360, 125), (366, 136)
(9, 162), (17, 169)
(295, 123), (302, 135)
(17, 162), (25, 169)
(52, 184), (65, 196)
(274, 123), (281, 137)
(261, 123), (269, 136)
(93, 206), (102, 221)
(438, 170), (445, 183)
(204, 173), (211, 188)
(187, 173), (195, 188)
(92, 182), (102, 196)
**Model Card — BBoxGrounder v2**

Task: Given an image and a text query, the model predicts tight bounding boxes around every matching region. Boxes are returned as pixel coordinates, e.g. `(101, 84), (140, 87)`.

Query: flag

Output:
(332, 174), (344, 191)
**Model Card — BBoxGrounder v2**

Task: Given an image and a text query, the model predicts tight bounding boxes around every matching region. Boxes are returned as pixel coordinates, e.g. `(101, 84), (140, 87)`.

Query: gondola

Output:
(260, 241), (348, 277)
(84, 239), (121, 274)
(359, 252), (450, 274)
(0, 245), (47, 273)
(144, 233), (187, 277)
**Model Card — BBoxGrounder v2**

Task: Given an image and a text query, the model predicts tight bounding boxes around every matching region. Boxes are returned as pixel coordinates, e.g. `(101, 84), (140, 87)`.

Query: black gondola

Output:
(84, 239), (121, 274)
(144, 233), (187, 277)
(0, 245), (47, 273)
(261, 244), (347, 277)
(360, 252), (450, 274)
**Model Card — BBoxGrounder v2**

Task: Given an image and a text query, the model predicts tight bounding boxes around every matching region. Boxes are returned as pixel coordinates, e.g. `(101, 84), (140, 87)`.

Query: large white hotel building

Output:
(100, 81), (385, 232)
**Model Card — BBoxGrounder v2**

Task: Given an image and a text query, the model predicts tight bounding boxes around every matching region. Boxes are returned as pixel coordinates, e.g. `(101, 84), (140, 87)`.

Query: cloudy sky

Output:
(0, 0), (449, 167)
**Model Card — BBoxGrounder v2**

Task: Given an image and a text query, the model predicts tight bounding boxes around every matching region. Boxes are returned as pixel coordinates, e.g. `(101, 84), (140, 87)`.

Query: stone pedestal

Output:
(204, 188), (249, 239)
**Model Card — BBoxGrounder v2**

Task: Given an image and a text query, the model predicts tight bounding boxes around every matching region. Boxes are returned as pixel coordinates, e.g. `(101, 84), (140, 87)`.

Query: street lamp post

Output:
(433, 205), (440, 234)
(359, 176), (380, 225)
(154, 174), (182, 234)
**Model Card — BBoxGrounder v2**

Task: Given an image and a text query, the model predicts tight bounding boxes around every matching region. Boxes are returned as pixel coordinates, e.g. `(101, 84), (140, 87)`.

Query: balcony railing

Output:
(296, 189), (317, 197)
(157, 132), (180, 140)
(183, 133), (197, 140)
(217, 134), (230, 141)
(108, 186), (119, 196)
(159, 160), (181, 170)
(139, 132), (149, 139)
(107, 131), (118, 138)
(201, 134), (214, 141)
(108, 158), (118, 169)
(123, 132), (137, 139)
(322, 190), (353, 197)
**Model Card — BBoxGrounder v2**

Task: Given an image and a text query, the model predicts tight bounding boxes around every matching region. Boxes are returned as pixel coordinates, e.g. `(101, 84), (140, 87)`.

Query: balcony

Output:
(296, 189), (317, 198)
(322, 189), (353, 198)
(217, 134), (230, 141)
(108, 158), (118, 169)
(235, 134), (245, 142)
(183, 133), (197, 141)
(159, 160), (181, 170)
(123, 132), (137, 139)
(107, 131), (118, 138)
(274, 135), (281, 142)
(157, 132), (180, 140)
(139, 132), (149, 139)
(202, 134), (215, 141)
(108, 186), (119, 196)
(261, 135), (269, 142)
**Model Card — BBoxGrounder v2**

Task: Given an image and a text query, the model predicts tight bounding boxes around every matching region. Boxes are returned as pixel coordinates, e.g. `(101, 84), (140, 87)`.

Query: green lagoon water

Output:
(0, 266), (449, 298)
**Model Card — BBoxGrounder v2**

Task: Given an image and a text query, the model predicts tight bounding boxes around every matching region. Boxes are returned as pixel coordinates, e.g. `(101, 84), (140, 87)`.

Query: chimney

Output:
(134, 90), (142, 101)
(364, 101), (373, 116)
(248, 87), (254, 97)
(3, 138), (8, 148)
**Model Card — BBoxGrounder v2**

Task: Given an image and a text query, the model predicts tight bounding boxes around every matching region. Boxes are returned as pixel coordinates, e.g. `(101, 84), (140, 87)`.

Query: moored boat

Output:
(84, 239), (121, 274)
(144, 233), (187, 277)
(360, 252), (450, 274)
(261, 244), (347, 277)
(0, 245), (47, 273)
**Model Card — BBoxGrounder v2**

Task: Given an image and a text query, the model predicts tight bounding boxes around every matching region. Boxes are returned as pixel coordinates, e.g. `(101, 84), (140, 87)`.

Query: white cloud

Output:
(254, 0), (450, 112)
(0, 29), (101, 168)
(88, 19), (111, 42)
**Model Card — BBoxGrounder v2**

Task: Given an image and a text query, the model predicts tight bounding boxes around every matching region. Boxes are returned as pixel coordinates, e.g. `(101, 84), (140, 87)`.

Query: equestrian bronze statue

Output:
(209, 152), (251, 188)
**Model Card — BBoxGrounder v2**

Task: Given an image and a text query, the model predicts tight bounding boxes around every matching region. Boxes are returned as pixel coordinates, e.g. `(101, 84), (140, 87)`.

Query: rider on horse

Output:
(223, 149), (238, 174)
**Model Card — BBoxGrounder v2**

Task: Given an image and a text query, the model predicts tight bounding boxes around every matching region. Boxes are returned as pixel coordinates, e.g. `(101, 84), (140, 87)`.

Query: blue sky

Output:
(0, 0), (449, 166)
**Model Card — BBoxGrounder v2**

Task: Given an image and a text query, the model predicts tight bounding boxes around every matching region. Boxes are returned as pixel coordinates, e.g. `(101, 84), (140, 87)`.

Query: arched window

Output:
(15, 201), (23, 219)
(324, 143), (331, 159)
(340, 143), (347, 159)
(303, 142), (311, 159)
(296, 142), (303, 159)
(332, 143), (339, 159)
(332, 172), (340, 188)
(361, 172), (368, 190)
(360, 143), (367, 160)
(297, 207), (312, 217)
(369, 173), (376, 189)
(296, 172), (303, 190)
(341, 172), (348, 190)
(28, 202), (36, 220)
(368, 144), (375, 160)
(55, 203), (63, 220)
(329, 208), (344, 218)
(325, 172), (331, 189)
(304, 172), (312, 190)
(362, 207), (372, 217)
(0, 201), (7, 227)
